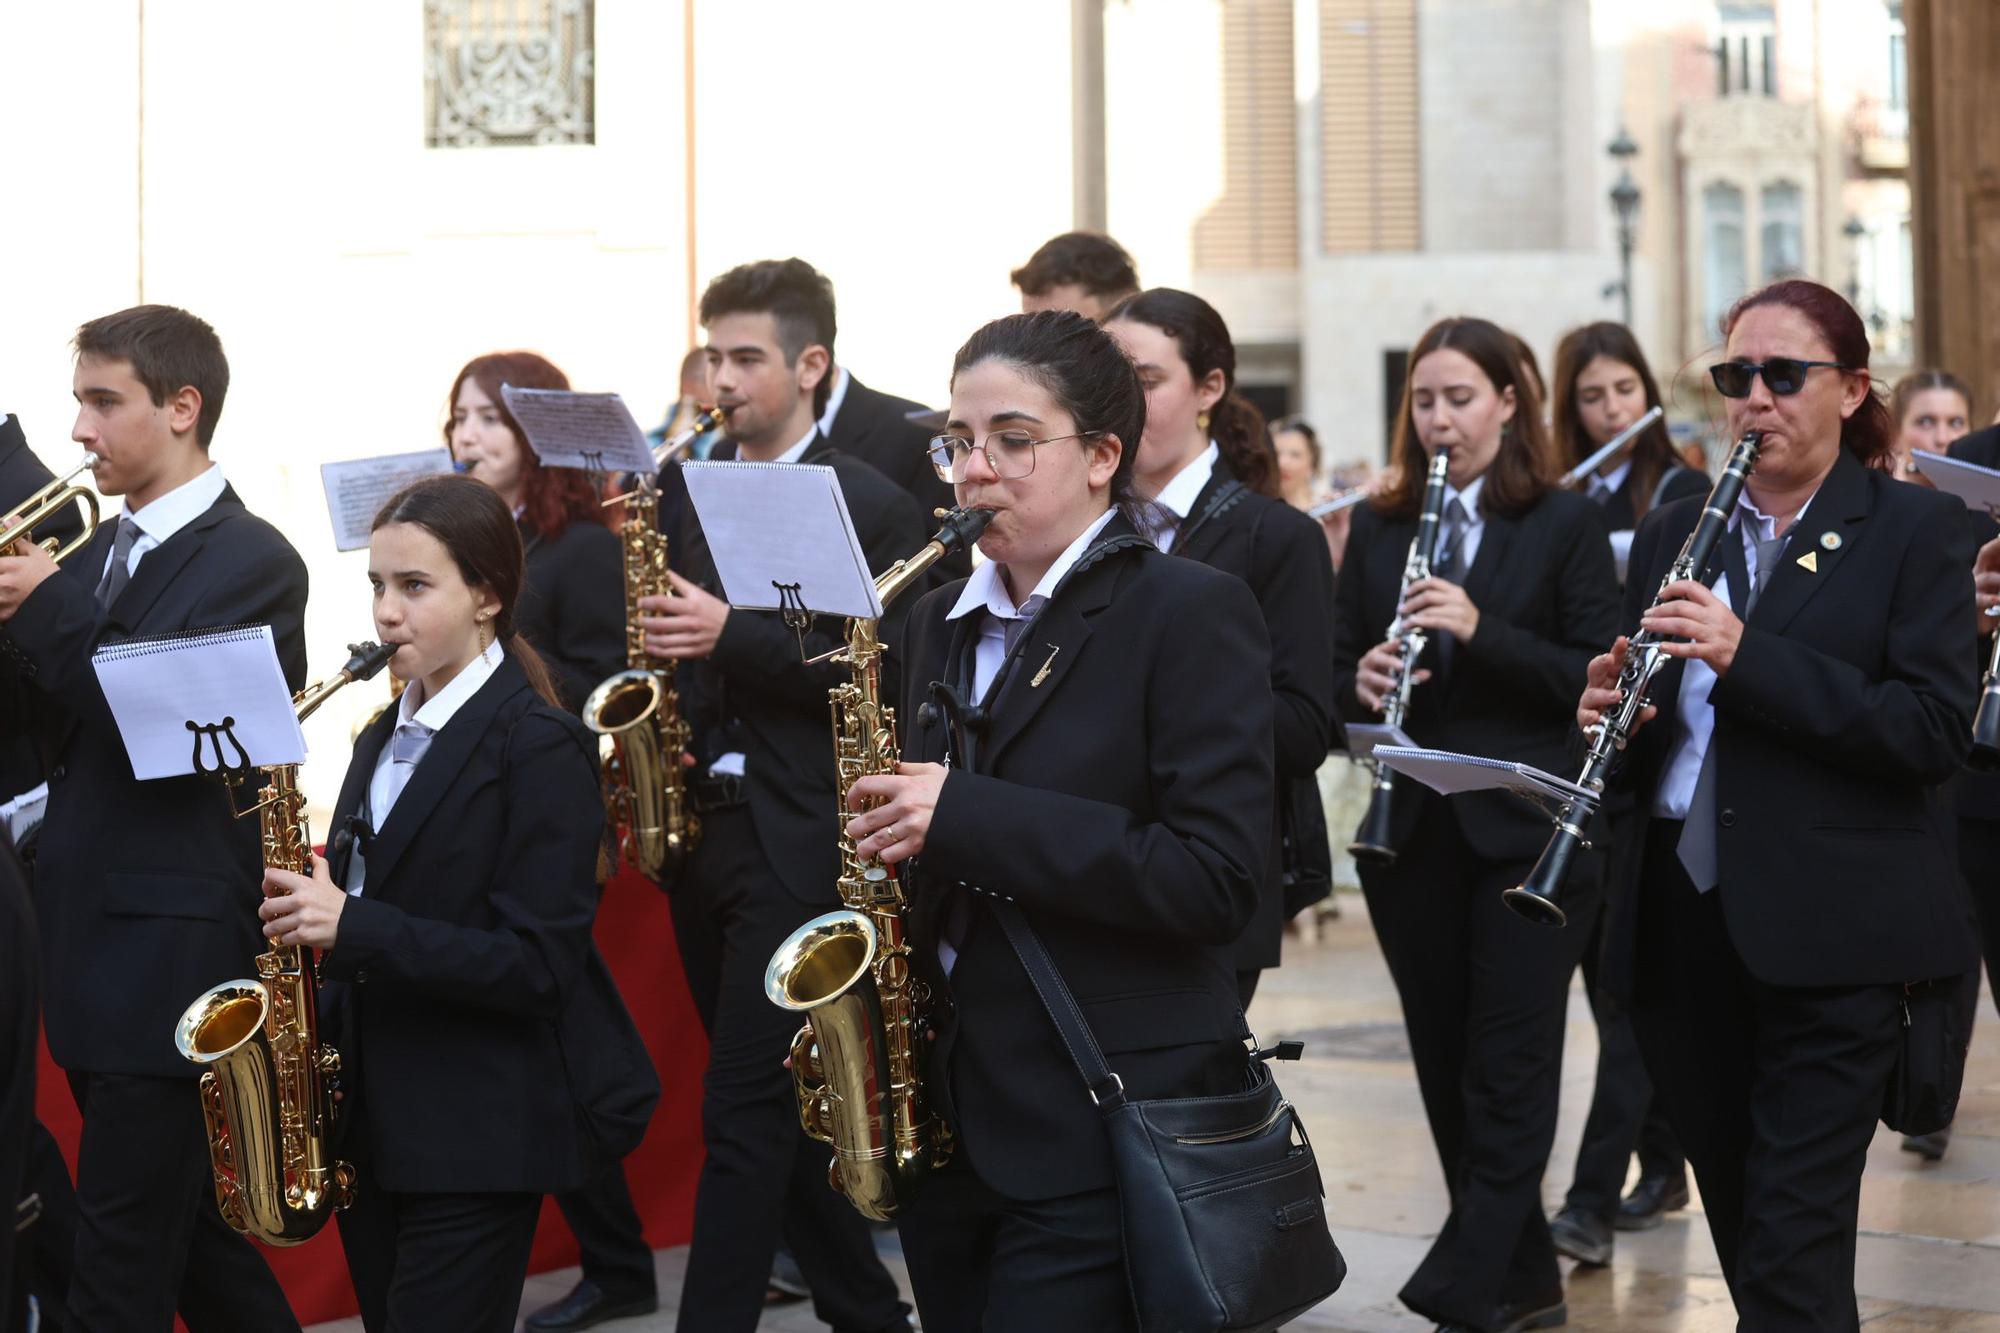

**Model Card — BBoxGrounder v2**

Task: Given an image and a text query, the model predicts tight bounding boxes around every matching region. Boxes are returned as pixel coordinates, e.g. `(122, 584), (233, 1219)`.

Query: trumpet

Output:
(1503, 430), (1763, 927)
(1349, 446), (1451, 863)
(0, 457), (99, 562)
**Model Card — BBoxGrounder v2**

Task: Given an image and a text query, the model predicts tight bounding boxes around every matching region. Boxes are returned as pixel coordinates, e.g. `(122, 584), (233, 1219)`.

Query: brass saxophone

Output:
(584, 408), (720, 877)
(765, 505), (995, 1220)
(173, 640), (397, 1246)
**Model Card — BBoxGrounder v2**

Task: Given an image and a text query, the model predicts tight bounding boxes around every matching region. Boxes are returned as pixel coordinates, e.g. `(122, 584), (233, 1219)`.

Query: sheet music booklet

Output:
(319, 449), (457, 551)
(1911, 451), (2000, 520)
(1371, 745), (1592, 821)
(92, 624), (304, 781)
(499, 385), (658, 475)
(1343, 722), (1414, 759)
(680, 461), (881, 621)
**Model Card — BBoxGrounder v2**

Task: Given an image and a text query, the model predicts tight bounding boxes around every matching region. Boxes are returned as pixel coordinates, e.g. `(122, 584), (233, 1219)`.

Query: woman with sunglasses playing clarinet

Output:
(1333, 316), (1619, 1333)
(843, 311), (1275, 1329)
(1581, 279), (1975, 1330)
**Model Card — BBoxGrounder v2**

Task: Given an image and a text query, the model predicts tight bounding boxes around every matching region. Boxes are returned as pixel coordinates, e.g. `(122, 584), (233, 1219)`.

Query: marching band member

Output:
(1889, 368), (1974, 481)
(848, 308), (1274, 1329)
(1584, 279), (1975, 1328)
(638, 258), (921, 1333)
(1010, 230), (1141, 322)
(0, 306), (305, 1333)
(259, 475), (636, 1333)
(1105, 287), (1337, 1007)
(1333, 316), (1619, 1332)
(1544, 321), (1702, 1264)
(445, 352), (625, 713)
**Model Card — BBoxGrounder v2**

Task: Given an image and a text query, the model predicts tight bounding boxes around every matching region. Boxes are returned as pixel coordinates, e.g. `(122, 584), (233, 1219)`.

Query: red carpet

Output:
(33, 865), (708, 1325)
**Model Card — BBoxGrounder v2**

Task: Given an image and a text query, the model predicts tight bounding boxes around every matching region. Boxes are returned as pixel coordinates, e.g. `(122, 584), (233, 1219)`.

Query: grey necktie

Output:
(380, 721), (435, 819)
(94, 516), (141, 608)
(1588, 476), (1615, 504)
(1676, 525), (1786, 893)
(1436, 497), (1470, 582)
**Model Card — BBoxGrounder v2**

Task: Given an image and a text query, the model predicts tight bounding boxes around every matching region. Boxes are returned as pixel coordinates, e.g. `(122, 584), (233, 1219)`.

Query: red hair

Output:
(443, 351), (606, 539)
(1721, 280), (1893, 469)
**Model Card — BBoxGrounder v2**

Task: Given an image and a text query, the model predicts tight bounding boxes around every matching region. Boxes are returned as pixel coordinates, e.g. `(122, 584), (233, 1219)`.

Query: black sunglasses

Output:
(1708, 358), (1853, 398)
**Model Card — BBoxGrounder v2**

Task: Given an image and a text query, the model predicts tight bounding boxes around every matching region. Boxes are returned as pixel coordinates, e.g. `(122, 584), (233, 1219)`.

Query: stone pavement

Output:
(310, 893), (2000, 1331)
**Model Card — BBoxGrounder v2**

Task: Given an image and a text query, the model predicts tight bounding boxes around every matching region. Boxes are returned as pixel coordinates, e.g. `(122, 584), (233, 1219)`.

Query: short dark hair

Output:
(951, 310), (1148, 518)
(1010, 232), (1140, 302)
(699, 258), (837, 416)
(73, 305), (229, 447)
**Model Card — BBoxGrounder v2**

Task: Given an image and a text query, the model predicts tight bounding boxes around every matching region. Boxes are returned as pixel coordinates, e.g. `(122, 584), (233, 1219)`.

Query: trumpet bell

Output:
(0, 459), (100, 564)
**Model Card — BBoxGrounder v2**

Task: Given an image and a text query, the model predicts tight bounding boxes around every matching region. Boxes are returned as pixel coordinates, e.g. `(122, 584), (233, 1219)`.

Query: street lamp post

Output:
(1607, 127), (1641, 327)
(1842, 214), (1868, 307)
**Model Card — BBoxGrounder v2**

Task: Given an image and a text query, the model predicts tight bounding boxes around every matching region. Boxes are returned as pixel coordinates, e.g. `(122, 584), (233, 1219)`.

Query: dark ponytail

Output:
(372, 475), (565, 709)
(1106, 288), (1279, 498)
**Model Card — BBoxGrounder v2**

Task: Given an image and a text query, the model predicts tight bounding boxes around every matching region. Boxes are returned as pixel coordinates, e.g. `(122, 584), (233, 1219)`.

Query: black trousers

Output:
(552, 1161), (656, 1298)
(336, 1166), (541, 1333)
(1565, 899), (1685, 1221)
(1359, 800), (1601, 1328)
(667, 806), (908, 1333)
(1629, 822), (1902, 1332)
(1957, 817), (2000, 1018)
(23, 1121), (78, 1328)
(897, 1151), (1132, 1333)
(63, 1070), (298, 1333)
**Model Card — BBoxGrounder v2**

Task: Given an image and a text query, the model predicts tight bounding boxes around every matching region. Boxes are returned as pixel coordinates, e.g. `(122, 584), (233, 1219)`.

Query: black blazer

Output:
(2, 485), (307, 1077)
(0, 832), (37, 1320)
(902, 519), (1274, 1202)
(1332, 486), (1621, 861)
(0, 416), (84, 801)
(1172, 467), (1338, 969)
(1602, 449), (1977, 995)
(1597, 462), (1709, 535)
(823, 373), (956, 521)
(322, 655), (620, 1194)
(517, 517), (626, 713)
(1947, 427), (2000, 823)
(661, 435), (929, 903)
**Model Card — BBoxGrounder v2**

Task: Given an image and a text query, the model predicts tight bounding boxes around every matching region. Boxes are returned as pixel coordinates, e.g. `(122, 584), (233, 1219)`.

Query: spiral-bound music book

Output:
(91, 624), (304, 780)
(681, 461), (882, 618)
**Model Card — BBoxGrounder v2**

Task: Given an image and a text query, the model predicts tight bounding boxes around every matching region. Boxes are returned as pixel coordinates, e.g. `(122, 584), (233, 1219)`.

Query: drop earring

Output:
(1197, 410), (1212, 434)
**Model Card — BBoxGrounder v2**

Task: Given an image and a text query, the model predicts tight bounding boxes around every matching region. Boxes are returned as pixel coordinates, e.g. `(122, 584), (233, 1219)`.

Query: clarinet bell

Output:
(1970, 681), (2000, 773)
(1347, 776), (1398, 866)
(1502, 828), (1576, 928)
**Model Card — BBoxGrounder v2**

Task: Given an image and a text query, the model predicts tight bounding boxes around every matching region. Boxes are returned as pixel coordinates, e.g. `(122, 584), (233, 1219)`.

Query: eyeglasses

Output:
(1708, 358), (1853, 399)
(925, 430), (1099, 483)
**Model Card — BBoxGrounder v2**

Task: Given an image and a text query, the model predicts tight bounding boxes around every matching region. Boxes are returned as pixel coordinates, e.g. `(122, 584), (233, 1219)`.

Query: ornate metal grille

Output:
(425, 0), (595, 148)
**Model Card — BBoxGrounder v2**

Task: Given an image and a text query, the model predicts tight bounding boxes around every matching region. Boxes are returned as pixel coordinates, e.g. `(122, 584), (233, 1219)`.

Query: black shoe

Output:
(1548, 1206), (1613, 1266)
(1435, 1298), (1567, 1332)
(523, 1278), (659, 1331)
(1901, 1126), (1952, 1161)
(1615, 1172), (1690, 1231)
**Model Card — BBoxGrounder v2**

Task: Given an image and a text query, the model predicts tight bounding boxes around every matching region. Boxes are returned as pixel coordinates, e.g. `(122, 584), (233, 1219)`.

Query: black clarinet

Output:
(1970, 633), (2000, 770)
(1349, 446), (1452, 865)
(1503, 430), (1763, 926)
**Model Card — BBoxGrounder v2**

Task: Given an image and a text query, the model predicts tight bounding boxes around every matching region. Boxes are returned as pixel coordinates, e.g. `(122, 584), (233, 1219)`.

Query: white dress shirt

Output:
(1588, 459), (1633, 502)
(1146, 442), (1219, 552)
(344, 639), (505, 895)
(99, 463), (229, 585)
(947, 508), (1118, 702)
(816, 366), (852, 439)
(1652, 489), (1817, 819)
(1439, 473), (1487, 574)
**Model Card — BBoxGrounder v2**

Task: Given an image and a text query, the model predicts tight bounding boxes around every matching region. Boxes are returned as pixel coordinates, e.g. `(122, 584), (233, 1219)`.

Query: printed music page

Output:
(681, 461), (882, 619)
(319, 450), (457, 551)
(91, 625), (306, 780)
(499, 386), (658, 475)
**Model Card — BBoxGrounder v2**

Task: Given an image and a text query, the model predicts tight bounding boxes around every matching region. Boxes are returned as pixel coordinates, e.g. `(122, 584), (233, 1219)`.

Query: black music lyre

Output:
(772, 580), (811, 659)
(187, 716), (254, 784)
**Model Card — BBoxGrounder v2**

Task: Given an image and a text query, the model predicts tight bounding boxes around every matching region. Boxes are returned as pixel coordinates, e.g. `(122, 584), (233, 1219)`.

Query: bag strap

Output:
(990, 899), (1129, 1110)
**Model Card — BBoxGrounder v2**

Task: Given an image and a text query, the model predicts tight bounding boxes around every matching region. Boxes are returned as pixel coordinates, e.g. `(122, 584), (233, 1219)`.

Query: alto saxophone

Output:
(1349, 445), (1452, 864)
(173, 640), (397, 1246)
(585, 409), (720, 877)
(764, 505), (995, 1220)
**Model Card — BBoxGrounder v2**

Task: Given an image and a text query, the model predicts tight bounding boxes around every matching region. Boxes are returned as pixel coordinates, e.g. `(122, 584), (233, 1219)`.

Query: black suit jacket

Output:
(1947, 426), (2000, 822)
(1596, 463), (1709, 535)
(322, 655), (623, 1194)
(0, 832), (37, 1321)
(661, 435), (929, 903)
(1332, 486), (1621, 861)
(1172, 467), (1337, 969)
(1602, 449), (1977, 995)
(518, 517), (626, 713)
(0, 415), (85, 800)
(902, 520), (1273, 1201)
(3, 484), (307, 1077)
(823, 373), (955, 520)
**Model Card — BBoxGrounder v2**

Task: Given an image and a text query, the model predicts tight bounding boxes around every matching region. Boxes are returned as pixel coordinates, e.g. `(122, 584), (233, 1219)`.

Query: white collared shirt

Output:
(1441, 472), (1487, 573)
(1653, 489), (1818, 819)
(947, 508), (1119, 702)
(816, 366), (852, 438)
(344, 639), (505, 895)
(1146, 442), (1219, 552)
(1589, 459), (1634, 502)
(100, 463), (228, 585)
(773, 424), (819, 466)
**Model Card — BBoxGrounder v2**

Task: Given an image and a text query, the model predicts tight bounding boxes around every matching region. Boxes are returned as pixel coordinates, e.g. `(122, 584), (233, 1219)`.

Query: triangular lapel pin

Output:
(1797, 550), (1819, 573)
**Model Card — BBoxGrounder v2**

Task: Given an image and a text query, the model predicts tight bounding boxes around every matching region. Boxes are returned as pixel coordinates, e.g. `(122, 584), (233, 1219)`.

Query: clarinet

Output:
(1349, 446), (1452, 864)
(1503, 430), (1763, 927)
(1970, 632), (2000, 771)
